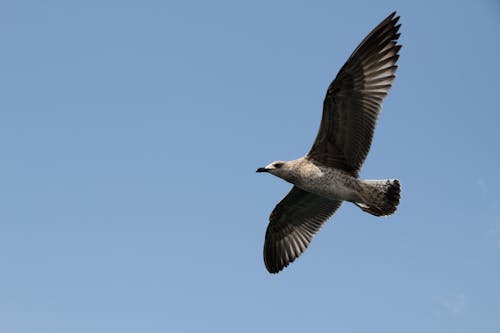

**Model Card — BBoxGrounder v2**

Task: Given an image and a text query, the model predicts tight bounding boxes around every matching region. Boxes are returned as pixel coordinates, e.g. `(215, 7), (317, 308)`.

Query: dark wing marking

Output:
(308, 12), (402, 175)
(264, 186), (342, 273)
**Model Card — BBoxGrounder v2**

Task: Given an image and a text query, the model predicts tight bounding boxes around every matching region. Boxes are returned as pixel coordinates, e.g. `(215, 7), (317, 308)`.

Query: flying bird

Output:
(257, 12), (402, 273)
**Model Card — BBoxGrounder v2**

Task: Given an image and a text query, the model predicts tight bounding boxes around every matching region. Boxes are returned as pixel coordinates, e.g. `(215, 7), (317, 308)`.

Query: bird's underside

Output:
(259, 12), (402, 274)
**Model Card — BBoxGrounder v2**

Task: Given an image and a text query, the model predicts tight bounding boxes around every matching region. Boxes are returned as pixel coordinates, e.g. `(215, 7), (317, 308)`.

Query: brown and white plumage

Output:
(257, 12), (402, 274)
(264, 186), (342, 274)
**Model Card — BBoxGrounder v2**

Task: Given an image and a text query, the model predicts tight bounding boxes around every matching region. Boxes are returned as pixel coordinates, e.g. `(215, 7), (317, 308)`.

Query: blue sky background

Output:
(1, 1), (499, 332)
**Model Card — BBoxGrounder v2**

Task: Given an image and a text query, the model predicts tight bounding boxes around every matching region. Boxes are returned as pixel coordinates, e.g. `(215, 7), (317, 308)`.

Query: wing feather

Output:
(264, 186), (342, 273)
(308, 12), (402, 175)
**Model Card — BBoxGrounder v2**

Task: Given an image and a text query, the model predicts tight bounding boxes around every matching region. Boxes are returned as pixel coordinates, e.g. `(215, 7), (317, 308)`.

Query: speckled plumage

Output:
(273, 157), (364, 202)
(257, 12), (402, 274)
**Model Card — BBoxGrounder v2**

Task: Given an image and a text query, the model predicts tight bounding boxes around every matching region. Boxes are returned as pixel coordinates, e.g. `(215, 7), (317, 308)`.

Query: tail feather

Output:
(355, 179), (401, 216)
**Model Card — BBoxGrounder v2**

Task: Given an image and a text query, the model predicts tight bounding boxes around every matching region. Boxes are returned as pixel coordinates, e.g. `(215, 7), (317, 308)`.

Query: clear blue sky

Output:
(1, 1), (499, 332)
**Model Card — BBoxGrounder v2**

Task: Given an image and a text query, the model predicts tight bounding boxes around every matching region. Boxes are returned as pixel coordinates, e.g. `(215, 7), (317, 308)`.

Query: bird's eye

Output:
(274, 163), (283, 168)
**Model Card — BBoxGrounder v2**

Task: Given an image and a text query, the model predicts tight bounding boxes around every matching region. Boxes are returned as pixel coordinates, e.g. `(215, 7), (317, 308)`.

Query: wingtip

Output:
(264, 256), (285, 274)
(385, 11), (401, 28)
(265, 260), (291, 274)
(389, 10), (399, 20)
(265, 264), (285, 274)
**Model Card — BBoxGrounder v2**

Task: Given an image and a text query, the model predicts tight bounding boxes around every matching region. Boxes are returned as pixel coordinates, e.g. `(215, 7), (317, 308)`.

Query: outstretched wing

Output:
(308, 12), (402, 175)
(264, 186), (342, 273)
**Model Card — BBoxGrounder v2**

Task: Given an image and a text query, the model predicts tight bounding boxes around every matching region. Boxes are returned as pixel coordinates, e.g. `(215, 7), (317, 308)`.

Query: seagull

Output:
(257, 12), (402, 274)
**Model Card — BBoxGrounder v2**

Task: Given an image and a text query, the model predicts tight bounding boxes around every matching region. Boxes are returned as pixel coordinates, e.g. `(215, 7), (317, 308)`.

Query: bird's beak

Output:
(256, 167), (269, 173)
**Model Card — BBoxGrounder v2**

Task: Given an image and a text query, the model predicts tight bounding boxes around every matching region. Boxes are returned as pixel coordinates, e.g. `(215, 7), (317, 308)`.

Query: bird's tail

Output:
(355, 179), (401, 216)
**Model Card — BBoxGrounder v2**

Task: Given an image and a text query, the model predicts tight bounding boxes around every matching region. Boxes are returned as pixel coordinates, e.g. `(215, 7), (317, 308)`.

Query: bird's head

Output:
(256, 160), (296, 182)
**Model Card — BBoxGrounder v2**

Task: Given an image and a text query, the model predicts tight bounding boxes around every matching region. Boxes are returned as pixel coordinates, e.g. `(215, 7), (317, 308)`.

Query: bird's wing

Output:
(307, 12), (401, 175)
(264, 186), (342, 273)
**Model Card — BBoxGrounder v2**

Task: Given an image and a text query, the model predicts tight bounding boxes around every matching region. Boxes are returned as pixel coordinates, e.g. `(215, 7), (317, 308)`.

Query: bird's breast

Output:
(295, 167), (362, 202)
